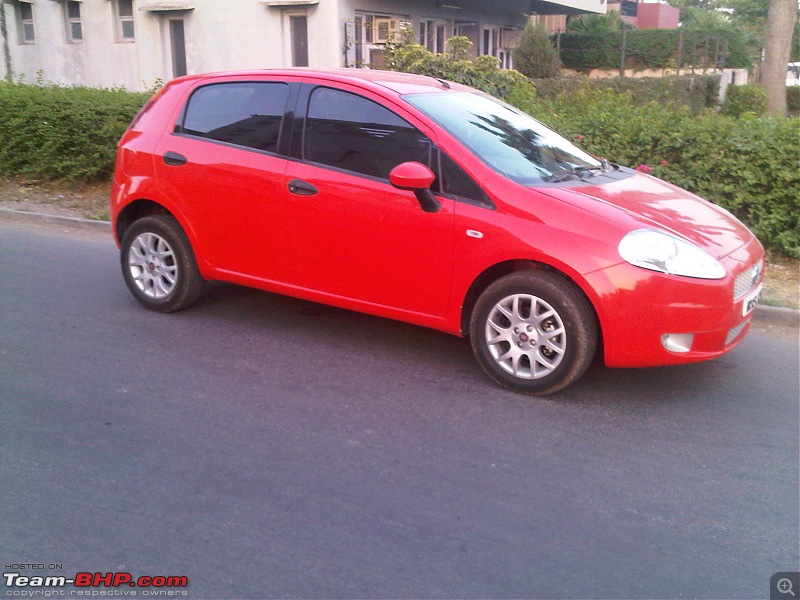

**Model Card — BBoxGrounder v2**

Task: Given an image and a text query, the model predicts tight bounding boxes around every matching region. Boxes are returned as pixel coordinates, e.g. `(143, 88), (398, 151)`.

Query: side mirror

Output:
(389, 162), (440, 213)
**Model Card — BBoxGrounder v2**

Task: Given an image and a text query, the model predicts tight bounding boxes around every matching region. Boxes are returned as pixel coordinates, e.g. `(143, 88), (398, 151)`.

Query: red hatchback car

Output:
(111, 69), (764, 395)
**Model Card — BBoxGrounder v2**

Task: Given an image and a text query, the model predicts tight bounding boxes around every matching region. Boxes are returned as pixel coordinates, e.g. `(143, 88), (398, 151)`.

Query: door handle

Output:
(163, 151), (187, 166)
(288, 179), (318, 196)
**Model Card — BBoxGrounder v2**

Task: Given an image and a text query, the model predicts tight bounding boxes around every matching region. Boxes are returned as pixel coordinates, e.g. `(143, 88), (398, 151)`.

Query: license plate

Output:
(742, 283), (762, 317)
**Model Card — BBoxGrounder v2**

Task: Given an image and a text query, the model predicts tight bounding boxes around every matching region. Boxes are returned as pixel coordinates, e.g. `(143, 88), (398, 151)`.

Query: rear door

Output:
(154, 78), (298, 282)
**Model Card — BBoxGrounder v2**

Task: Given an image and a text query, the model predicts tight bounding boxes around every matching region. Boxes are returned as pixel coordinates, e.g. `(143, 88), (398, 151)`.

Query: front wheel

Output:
(120, 215), (205, 312)
(470, 271), (598, 395)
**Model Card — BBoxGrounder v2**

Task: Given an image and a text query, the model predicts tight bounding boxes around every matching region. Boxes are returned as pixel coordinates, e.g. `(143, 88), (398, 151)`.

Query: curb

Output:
(0, 206), (111, 231)
(2, 206), (798, 328)
(752, 305), (800, 328)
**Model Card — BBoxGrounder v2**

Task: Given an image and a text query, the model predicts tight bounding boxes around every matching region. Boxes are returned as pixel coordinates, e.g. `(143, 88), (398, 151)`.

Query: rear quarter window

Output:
(176, 82), (289, 153)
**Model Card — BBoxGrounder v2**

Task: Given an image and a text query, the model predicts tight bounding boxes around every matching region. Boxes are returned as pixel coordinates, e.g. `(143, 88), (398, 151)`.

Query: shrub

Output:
(513, 21), (560, 79)
(383, 30), (536, 101)
(531, 74), (719, 114)
(0, 81), (149, 181)
(556, 27), (753, 71)
(721, 84), (768, 116)
(784, 86), (799, 115)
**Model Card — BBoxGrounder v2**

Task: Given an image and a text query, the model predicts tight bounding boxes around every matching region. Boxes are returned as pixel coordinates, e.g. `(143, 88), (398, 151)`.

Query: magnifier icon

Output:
(778, 578), (796, 597)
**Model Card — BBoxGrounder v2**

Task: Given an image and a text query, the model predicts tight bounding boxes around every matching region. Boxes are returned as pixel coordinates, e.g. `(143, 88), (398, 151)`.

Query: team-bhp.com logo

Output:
(4, 572), (189, 596)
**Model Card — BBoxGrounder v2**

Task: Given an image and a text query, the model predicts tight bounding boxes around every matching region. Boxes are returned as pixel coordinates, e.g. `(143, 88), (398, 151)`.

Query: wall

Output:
(562, 67), (747, 81)
(0, 0), (345, 91)
(635, 3), (679, 30)
(0, 0), (580, 90)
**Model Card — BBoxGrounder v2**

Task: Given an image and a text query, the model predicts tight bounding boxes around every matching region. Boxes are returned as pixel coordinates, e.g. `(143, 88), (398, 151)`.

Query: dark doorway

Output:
(290, 15), (309, 67)
(170, 19), (187, 77)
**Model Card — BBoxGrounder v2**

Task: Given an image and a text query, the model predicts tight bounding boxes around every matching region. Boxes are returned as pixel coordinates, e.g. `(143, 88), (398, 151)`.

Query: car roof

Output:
(171, 68), (471, 96)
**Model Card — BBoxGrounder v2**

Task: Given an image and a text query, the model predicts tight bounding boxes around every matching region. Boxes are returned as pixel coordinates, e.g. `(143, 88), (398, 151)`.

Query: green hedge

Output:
(787, 86), (800, 115)
(531, 74), (719, 114)
(720, 84), (768, 116)
(516, 88), (800, 256)
(0, 82), (150, 181)
(556, 28), (753, 71)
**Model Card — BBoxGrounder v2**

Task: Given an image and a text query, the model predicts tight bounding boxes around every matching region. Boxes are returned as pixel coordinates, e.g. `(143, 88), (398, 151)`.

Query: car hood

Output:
(552, 171), (755, 259)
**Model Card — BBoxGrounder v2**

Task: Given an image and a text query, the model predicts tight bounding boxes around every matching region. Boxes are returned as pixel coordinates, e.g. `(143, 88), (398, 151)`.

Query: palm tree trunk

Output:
(762, 0), (797, 117)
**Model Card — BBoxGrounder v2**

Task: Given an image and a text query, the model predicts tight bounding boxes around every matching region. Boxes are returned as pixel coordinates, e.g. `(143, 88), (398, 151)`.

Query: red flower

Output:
(660, 160), (668, 166)
(635, 164), (652, 174)
(577, 135), (585, 141)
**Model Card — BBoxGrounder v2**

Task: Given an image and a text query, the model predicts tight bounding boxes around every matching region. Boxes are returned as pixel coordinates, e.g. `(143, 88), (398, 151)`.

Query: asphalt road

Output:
(1, 217), (798, 599)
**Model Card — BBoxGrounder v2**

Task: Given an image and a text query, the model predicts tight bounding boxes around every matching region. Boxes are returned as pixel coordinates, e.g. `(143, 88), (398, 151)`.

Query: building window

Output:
(351, 12), (410, 68)
(116, 0), (135, 42)
(289, 14), (308, 67)
(169, 19), (187, 76)
(17, 2), (35, 44)
(420, 19), (447, 54)
(480, 26), (517, 69)
(482, 27), (498, 58)
(65, 1), (83, 43)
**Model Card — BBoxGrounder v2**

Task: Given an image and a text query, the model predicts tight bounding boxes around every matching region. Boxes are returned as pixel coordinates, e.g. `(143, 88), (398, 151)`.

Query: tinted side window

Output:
(179, 82), (289, 152)
(304, 87), (431, 180)
(437, 151), (492, 206)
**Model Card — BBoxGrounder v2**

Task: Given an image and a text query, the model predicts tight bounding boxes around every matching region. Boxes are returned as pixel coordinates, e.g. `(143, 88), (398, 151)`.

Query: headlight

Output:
(618, 229), (726, 280)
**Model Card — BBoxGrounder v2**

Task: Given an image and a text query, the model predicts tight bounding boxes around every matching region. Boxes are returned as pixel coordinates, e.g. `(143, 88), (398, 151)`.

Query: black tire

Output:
(469, 270), (597, 395)
(120, 215), (205, 312)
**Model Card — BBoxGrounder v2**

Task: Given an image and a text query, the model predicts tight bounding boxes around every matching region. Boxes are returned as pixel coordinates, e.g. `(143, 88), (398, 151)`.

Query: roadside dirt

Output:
(0, 177), (111, 221)
(1, 176), (797, 309)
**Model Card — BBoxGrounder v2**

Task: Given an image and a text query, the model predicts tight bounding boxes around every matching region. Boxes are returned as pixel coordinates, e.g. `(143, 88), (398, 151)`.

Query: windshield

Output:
(404, 91), (602, 185)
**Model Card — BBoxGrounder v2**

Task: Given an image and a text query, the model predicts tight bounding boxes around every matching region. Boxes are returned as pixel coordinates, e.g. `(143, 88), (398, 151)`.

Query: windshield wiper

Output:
(544, 169), (581, 182)
(544, 166), (601, 182)
(546, 157), (618, 182)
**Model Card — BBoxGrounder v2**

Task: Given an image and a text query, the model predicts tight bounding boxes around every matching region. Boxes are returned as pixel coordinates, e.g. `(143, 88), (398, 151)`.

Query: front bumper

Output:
(586, 238), (764, 368)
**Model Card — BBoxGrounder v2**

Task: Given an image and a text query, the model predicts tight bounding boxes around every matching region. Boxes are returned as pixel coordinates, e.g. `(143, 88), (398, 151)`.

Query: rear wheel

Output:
(470, 271), (597, 395)
(120, 215), (204, 312)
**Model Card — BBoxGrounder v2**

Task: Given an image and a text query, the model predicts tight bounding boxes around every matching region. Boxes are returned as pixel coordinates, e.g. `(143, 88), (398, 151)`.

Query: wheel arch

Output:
(115, 199), (173, 246)
(460, 259), (605, 359)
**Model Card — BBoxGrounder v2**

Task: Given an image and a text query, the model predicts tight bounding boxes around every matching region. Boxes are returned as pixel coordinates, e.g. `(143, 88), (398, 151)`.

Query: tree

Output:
(671, 0), (769, 27)
(761, 0), (797, 116)
(681, 6), (734, 29)
(727, 0), (771, 30)
(513, 20), (560, 79)
(566, 11), (627, 35)
(670, 0), (722, 14)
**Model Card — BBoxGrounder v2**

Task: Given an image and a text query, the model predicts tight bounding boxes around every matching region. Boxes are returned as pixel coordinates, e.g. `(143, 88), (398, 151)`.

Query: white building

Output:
(0, 0), (605, 91)
(788, 62), (800, 86)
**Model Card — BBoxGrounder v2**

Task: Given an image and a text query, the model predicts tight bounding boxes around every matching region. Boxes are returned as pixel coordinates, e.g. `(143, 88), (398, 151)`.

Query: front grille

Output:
(725, 322), (747, 345)
(733, 259), (763, 300)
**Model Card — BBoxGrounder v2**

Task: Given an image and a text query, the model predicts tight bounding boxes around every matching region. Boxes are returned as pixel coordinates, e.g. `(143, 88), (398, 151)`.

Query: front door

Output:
(283, 84), (455, 317)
